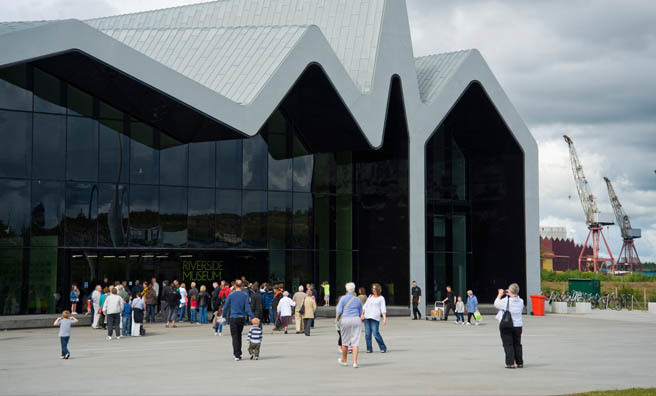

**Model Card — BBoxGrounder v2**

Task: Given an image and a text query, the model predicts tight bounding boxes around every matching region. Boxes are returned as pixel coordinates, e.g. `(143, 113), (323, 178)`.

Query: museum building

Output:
(0, 0), (539, 315)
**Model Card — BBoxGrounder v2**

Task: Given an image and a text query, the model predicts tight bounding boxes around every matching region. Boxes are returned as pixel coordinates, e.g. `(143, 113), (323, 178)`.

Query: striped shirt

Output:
(247, 326), (263, 344)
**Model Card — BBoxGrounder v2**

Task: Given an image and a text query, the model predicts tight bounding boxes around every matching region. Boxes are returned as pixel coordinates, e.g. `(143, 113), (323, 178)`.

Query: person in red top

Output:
(219, 282), (231, 304)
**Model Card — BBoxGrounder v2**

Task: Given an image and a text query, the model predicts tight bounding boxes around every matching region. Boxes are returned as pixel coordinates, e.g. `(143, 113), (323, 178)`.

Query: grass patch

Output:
(541, 269), (656, 283)
(569, 388), (656, 396)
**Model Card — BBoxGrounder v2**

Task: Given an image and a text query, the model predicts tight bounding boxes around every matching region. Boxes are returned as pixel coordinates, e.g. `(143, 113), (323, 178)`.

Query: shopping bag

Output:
(474, 310), (482, 321)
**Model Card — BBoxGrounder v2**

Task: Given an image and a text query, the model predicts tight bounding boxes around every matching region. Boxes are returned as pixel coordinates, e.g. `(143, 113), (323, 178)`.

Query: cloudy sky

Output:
(2, 0), (655, 262)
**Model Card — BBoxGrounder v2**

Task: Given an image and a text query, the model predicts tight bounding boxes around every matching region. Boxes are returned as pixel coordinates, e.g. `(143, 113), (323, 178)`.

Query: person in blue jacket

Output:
(466, 290), (479, 325)
(261, 284), (274, 325)
(222, 280), (254, 361)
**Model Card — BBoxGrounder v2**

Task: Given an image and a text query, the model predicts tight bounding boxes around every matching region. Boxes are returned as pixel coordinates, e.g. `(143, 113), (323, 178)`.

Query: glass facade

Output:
(0, 62), (410, 314)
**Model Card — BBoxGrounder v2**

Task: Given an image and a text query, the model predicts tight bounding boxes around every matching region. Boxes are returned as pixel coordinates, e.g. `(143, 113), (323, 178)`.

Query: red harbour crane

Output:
(563, 135), (615, 272)
(604, 177), (642, 272)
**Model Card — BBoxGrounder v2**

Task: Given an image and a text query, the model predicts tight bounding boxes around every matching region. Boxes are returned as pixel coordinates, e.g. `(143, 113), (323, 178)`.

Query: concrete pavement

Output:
(0, 310), (654, 395)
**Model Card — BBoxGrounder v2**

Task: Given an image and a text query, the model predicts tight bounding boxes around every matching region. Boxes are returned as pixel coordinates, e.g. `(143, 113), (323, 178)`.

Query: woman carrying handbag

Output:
(494, 283), (524, 369)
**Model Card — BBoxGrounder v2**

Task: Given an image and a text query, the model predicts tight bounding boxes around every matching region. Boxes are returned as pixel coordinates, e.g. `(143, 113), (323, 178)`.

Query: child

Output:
(455, 296), (465, 324)
(213, 307), (225, 336)
(54, 311), (78, 359)
(121, 297), (132, 336)
(190, 296), (198, 324)
(247, 318), (263, 360)
(70, 285), (79, 314)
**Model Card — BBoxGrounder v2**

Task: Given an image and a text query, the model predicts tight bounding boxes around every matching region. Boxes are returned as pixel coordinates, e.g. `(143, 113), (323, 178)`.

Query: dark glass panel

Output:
(216, 139), (242, 189)
(216, 189), (241, 248)
(335, 250), (352, 296)
(287, 251), (313, 291)
(0, 179), (30, 247)
(0, 64), (32, 111)
(160, 133), (188, 186)
(292, 193), (313, 249)
(242, 135), (267, 190)
(188, 141), (216, 188)
(313, 194), (331, 251)
(130, 121), (159, 185)
(267, 112), (292, 191)
(66, 117), (98, 181)
(0, 248), (25, 314)
(99, 119), (129, 183)
(269, 250), (288, 285)
(267, 191), (291, 250)
(98, 183), (129, 247)
(69, 252), (94, 301)
(293, 155), (313, 192)
(67, 85), (93, 117)
(336, 151), (353, 194)
(99, 101), (123, 120)
(129, 185), (159, 247)
(0, 110), (32, 178)
(65, 183), (98, 247)
(33, 113), (66, 180)
(99, 256), (128, 285)
(335, 195), (352, 251)
(312, 153), (335, 193)
(33, 68), (65, 114)
(188, 187), (214, 248)
(241, 190), (267, 248)
(28, 247), (59, 313)
(160, 186), (187, 247)
(426, 128), (466, 201)
(31, 180), (64, 247)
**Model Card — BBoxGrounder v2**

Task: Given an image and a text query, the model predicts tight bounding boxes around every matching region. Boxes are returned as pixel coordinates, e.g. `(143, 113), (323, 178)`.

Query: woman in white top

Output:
(361, 283), (387, 353)
(494, 283), (524, 369)
(178, 284), (188, 322)
(276, 291), (296, 334)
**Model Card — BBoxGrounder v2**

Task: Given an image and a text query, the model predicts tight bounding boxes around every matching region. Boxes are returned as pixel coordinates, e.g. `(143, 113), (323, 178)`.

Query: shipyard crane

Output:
(604, 177), (642, 272)
(563, 135), (615, 272)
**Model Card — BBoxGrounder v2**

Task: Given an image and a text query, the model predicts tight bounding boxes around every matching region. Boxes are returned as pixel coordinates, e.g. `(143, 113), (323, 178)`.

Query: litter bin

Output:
(530, 295), (546, 316)
(568, 279), (601, 294)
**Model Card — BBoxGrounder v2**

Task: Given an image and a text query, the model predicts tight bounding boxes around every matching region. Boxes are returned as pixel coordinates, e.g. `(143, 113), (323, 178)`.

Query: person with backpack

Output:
(494, 283), (524, 369)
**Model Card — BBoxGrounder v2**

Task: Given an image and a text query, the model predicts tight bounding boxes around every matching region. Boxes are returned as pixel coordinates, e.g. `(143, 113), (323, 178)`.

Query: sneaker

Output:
(255, 357), (259, 360)
(337, 358), (348, 366)
(234, 357), (241, 361)
(117, 336), (121, 340)
(213, 332), (217, 336)
(106, 336), (112, 340)
(381, 350), (387, 353)
(60, 355), (65, 359)
(454, 321), (459, 324)
(64, 353), (70, 360)
(466, 322), (471, 326)
(505, 365), (516, 369)
(353, 363), (359, 368)
(366, 350), (373, 353)
(517, 364), (524, 368)
(219, 333), (223, 336)
(475, 323), (480, 326)
(72, 312), (77, 315)
(250, 355), (254, 360)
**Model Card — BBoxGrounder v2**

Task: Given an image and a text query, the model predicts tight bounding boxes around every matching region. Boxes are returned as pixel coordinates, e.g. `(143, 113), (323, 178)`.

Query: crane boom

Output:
(603, 177), (632, 239)
(563, 135), (599, 225)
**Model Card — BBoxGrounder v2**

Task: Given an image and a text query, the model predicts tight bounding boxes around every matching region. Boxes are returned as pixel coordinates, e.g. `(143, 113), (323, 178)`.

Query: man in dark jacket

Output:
(249, 285), (263, 327)
(165, 286), (181, 328)
(271, 286), (283, 330)
(261, 284), (274, 324)
(160, 281), (171, 325)
(211, 281), (221, 312)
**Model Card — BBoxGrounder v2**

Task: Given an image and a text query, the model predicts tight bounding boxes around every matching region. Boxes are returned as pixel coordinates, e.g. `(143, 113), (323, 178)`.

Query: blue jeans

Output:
(60, 336), (70, 356)
(269, 308), (275, 324)
(146, 304), (155, 323)
(364, 318), (387, 352)
(122, 315), (131, 336)
(214, 321), (223, 333)
(190, 308), (197, 323)
(456, 312), (464, 322)
(199, 306), (207, 324)
(178, 305), (185, 321)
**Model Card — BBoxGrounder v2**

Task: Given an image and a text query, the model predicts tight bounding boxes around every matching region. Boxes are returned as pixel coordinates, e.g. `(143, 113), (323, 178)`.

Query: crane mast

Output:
(563, 135), (615, 272)
(604, 177), (642, 272)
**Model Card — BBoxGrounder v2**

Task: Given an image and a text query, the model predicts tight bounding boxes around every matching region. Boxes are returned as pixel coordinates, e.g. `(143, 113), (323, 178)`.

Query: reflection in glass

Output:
(33, 113), (66, 180)
(242, 135), (267, 190)
(267, 112), (292, 191)
(33, 68), (65, 114)
(312, 153), (335, 193)
(217, 139), (242, 189)
(293, 155), (313, 192)
(98, 183), (128, 247)
(67, 85), (93, 117)
(287, 251), (313, 292)
(31, 180), (64, 246)
(99, 119), (129, 183)
(0, 64), (32, 111)
(189, 141), (216, 187)
(0, 179), (30, 246)
(29, 247), (58, 314)
(242, 190), (266, 248)
(313, 195), (331, 251)
(216, 189), (241, 247)
(65, 183), (98, 247)
(130, 121), (159, 185)
(267, 191), (291, 249)
(292, 193), (313, 248)
(66, 117), (98, 181)
(188, 187), (215, 248)
(129, 185), (159, 247)
(0, 248), (24, 314)
(0, 110), (32, 178)
(160, 186), (187, 247)
(99, 101), (123, 120)
(160, 133), (188, 186)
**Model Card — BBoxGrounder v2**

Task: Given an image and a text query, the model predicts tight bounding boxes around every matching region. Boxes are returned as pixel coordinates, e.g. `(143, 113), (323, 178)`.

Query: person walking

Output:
(302, 290), (317, 336)
(292, 285), (307, 334)
(222, 280), (254, 361)
(247, 318), (263, 360)
(102, 288), (123, 340)
(69, 285), (80, 315)
(198, 285), (209, 324)
(494, 283), (525, 369)
(165, 285), (181, 328)
(54, 311), (78, 359)
(145, 282), (156, 324)
(466, 290), (479, 325)
(276, 291), (295, 334)
(249, 285), (263, 327)
(272, 286), (283, 330)
(441, 285), (457, 322)
(336, 282), (363, 368)
(410, 281), (422, 320)
(362, 283), (387, 353)
(455, 296), (465, 324)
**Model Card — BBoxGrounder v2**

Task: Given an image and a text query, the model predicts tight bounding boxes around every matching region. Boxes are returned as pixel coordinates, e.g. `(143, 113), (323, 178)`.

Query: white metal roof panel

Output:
(415, 50), (473, 104)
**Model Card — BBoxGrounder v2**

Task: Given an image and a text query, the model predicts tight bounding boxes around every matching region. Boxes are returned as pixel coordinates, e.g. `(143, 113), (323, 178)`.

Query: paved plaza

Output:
(1, 311), (654, 395)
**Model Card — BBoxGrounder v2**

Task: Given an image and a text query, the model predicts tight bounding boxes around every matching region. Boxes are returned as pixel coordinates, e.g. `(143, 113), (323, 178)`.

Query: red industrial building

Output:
(540, 237), (593, 272)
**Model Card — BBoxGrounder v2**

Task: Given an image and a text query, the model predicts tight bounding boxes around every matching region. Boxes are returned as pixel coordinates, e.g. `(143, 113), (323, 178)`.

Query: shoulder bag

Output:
(336, 295), (356, 324)
(500, 297), (514, 330)
(299, 297), (306, 316)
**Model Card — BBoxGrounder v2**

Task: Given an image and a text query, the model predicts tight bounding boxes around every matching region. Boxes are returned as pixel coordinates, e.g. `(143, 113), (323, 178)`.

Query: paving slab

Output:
(0, 310), (654, 395)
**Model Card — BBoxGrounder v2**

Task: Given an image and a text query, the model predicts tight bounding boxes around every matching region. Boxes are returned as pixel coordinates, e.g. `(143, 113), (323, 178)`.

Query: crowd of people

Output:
(57, 277), (524, 368)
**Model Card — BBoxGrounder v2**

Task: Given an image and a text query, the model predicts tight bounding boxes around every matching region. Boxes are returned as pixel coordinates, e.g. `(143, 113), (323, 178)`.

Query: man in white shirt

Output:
(102, 288), (124, 339)
(91, 285), (102, 329)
